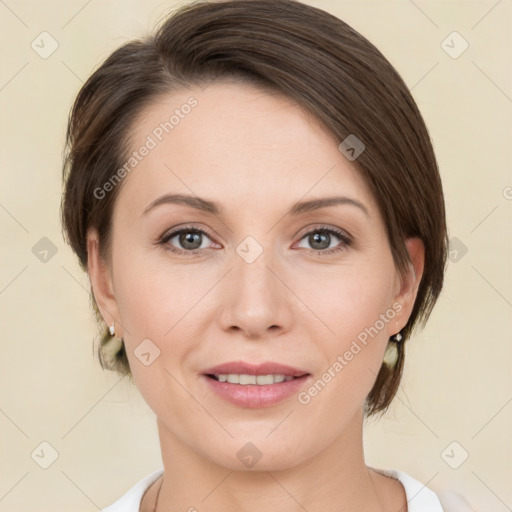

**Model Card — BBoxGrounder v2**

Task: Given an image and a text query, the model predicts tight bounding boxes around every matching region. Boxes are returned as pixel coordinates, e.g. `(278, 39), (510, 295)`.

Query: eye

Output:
(160, 226), (217, 254)
(158, 225), (352, 256)
(295, 226), (352, 255)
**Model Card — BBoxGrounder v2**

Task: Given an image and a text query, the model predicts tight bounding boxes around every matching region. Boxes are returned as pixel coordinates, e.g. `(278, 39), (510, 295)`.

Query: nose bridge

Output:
(234, 234), (278, 304)
(219, 233), (290, 336)
(235, 237), (274, 295)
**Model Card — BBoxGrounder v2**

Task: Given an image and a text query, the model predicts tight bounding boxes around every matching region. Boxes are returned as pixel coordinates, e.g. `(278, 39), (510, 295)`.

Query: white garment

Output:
(102, 466), (446, 511)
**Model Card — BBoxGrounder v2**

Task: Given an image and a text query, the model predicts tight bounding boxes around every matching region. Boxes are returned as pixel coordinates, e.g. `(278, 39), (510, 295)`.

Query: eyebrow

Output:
(142, 193), (370, 218)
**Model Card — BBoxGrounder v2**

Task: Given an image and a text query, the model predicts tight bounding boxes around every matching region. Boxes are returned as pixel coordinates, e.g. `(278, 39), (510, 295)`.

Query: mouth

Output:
(201, 360), (310, 382)
(200, 361), (311, 408)
(205, 373), (307, 385)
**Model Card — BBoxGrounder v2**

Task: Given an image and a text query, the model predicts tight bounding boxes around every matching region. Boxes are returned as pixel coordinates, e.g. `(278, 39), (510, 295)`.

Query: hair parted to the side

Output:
(60, 0), (448, 417)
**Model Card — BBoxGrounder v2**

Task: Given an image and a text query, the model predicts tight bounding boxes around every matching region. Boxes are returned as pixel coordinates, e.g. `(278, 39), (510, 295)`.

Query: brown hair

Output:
(60, 0), (448, 417)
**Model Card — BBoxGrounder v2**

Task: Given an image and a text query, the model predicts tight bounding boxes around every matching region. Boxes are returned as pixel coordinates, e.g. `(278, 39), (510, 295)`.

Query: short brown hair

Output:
(60, 0), (448, 417)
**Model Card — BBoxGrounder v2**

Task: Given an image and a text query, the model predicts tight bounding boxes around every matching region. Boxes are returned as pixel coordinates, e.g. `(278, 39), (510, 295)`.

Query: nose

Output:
(217, 243), (293, 339)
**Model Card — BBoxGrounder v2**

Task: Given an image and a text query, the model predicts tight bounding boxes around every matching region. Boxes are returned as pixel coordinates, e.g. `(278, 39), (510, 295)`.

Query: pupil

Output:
(180, 231), (201, 250)
(311, 232), (329, 250)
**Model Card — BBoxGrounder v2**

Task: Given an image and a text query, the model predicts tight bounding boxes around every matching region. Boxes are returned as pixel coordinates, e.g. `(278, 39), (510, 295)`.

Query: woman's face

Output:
(88, 81), (422, 471)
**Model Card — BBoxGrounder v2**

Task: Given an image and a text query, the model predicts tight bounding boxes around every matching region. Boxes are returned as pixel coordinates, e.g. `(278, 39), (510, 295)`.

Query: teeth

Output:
(215, 374), (295, 385)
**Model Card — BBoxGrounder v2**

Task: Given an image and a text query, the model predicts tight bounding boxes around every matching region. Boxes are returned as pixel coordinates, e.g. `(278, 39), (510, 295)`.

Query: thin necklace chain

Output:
(152, 477), (163, 512)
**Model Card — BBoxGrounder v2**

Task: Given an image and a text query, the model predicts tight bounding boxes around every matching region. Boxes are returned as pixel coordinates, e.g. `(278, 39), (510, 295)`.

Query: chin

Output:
(204, 438), (314, 473)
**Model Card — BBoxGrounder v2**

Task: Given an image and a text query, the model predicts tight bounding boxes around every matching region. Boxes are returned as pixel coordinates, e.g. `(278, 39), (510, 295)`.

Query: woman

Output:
(60, 0), (460, 510)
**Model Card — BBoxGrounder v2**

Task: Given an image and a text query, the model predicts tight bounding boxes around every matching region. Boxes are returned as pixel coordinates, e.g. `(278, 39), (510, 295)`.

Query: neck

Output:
(148, 408), (404, 512)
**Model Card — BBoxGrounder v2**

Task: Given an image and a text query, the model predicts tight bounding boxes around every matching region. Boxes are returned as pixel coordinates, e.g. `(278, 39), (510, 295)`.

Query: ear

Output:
(389, 237), (425, 336)
(86, 228), (122, 337)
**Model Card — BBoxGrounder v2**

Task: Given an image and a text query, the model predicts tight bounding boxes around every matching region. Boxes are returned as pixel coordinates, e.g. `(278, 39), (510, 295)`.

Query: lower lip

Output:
(202, 375), (311, 408)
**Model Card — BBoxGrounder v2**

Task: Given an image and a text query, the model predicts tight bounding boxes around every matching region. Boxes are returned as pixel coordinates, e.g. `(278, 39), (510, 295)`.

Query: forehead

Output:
(114, 81), (377, 222)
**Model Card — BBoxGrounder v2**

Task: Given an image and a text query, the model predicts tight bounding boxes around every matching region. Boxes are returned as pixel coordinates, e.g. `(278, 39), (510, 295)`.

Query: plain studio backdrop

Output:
(0, 0), (511, 511)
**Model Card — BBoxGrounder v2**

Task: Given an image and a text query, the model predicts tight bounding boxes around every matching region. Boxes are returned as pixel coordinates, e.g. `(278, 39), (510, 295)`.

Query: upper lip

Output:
(201, 361), (310, 377)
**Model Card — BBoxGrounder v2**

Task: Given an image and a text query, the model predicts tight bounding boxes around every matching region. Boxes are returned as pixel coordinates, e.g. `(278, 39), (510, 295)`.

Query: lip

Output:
(200, 360), (311, 408)
(201, 360), (309, 377)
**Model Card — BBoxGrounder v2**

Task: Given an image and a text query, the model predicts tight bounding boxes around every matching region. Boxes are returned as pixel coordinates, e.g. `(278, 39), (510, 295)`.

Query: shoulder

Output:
(101, 468), (164, 512)
(370, 466), (474, 512)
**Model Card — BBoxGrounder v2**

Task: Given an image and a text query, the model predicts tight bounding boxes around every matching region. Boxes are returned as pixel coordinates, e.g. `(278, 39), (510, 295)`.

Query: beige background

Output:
(0, 0), (511, 510)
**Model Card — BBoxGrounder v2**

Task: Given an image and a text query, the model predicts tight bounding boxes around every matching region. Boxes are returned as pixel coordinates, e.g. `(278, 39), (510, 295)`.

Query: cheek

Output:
(294, 257), (396, 344)
(112, 235), (395, 407)
(111, 257), (202, 417)
(110, 250), (216, 392)
(293, 257), (396, 401)
(113, 249), (209, 340)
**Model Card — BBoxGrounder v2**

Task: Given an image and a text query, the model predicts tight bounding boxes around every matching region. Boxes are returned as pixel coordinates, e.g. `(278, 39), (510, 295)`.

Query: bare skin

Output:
(140, 467), (408, 512)
(88, 80), (423, 512)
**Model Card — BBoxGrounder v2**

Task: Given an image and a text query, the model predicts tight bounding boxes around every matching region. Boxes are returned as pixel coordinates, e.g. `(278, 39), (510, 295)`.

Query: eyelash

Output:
(158, 225), (352, 257)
